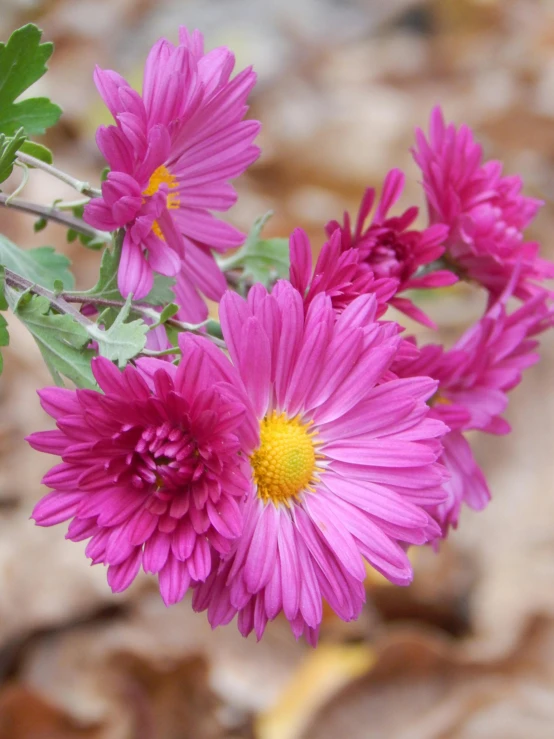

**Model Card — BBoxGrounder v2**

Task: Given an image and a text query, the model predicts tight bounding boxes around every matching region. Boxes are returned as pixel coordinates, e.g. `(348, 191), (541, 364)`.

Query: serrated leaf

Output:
(218, 213), (290, 287)
(241, 237), (290, 285)
(144, 274), (177, 306)
(0, 24), (62, 137)
(18, 139), (53, 164)
(0, 128), (26, 183)
(89, 295), (147, 366)
(4, 287), (95, 387)
(0, 235), (74, 290)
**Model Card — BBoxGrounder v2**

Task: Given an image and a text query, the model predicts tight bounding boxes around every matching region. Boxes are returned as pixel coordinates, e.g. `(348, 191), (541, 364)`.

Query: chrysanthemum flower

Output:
(84, 27), (260, 316)
(393, 282), (554, 535)
(412, 106), (554, 300)
(192, 281), (448, 644)
(325, 168), (453, 327)
(28, 334), (257, 604)
(289, 227), (398, 316)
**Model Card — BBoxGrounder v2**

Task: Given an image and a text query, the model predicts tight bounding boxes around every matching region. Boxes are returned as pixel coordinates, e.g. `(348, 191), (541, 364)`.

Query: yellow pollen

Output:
(431, 392), (451, 406)
(250, 411), (323, 505)
(143, 165), (180, 239)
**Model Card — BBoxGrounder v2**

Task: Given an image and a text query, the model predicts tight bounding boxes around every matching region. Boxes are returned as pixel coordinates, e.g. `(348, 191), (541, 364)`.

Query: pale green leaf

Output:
(218, 213), (290, 287)
(89, 295), (148, 366)
(4, 287), (95, 387)
(0, 235), (74, 289)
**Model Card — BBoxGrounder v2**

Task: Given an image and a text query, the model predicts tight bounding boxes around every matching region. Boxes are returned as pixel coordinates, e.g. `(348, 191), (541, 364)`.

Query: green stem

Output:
(54, 197), (91, 211)
(15, 150), (102, 198)
(141, 346), (181, 358)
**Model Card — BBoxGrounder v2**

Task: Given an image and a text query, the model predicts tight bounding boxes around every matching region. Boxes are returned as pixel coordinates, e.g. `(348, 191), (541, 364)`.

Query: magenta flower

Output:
(28, 334), (257, 605)
(84, 27), (260, 315)
(192, 281), (448, 644)
(394, 283), (554, 535)
(412, 106), (554, 300)
(289, 227), (398, 317)
(325, 169), (454, 327)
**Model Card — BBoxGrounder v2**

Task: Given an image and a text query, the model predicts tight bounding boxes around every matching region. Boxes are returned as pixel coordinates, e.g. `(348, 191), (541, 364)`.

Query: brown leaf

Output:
(0, 684), (102, 739)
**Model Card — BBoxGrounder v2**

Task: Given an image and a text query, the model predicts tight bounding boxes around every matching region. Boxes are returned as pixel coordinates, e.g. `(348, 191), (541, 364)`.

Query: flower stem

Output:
(141, 346), (182, 358)
(3, 268), (95, 328)
(0, 193), (111, 243)
(15, 150), (102, 198)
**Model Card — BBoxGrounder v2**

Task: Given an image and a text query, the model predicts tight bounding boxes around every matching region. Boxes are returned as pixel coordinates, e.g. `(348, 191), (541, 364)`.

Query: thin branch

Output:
(15, 150), (102, 198)
(0, 193), (111, 242)
(4, 269), (227, 351)
(3, 268), (95, 328)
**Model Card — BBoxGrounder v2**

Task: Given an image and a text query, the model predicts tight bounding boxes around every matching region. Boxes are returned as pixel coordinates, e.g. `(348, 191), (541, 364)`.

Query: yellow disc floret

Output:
(251, 411), (322, 505)
(143, 165), (180, 239)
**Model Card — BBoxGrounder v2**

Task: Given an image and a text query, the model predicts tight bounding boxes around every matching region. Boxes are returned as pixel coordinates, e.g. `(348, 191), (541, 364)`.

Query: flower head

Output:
(28, 334), (257, 605)
(289, 227), (398, 317)
(393, 281), (554, 535)
(84, 27), (260, 316)
(192, 281), (448, 643)
(412, 106), (554, 300)
(325, 169), (453, 327)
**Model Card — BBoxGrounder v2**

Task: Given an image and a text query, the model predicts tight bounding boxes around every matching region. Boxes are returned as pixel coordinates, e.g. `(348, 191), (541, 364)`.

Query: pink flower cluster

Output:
(28, 31), (554, 644)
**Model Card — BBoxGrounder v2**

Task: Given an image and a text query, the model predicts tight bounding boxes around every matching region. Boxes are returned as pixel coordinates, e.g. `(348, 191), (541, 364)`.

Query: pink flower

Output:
(412, 106), (554, 300)
(394, 283), (554, 535)
(192, 281), (448, 644)
(289, 227), (398, 316)
(325, 169), (454, 327)
(28, 334), (257, 605)
(84, 27), (260, 316)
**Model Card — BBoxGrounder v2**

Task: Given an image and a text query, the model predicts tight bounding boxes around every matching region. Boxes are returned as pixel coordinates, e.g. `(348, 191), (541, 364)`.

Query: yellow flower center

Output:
(250, 412), (322, 505)
(431, 392), (451, 406)
(143, 165), (180, 239)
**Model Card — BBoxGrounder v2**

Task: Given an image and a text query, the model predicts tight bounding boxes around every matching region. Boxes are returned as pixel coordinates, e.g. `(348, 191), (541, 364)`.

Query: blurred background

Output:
(1, 0), (554, 736)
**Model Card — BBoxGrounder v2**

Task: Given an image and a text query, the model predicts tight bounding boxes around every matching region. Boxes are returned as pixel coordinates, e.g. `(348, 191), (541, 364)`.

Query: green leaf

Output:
(0, 235), (74, 290)
(218, 213), (290, 287)
(77, 244), (121, 301)
(206, 319), (223, 340)
(0, 312), (8, 374)
(0, 266), (7, 310)
(77, 231), (108, 251)
(18, 139), (53, 164)
(33, 216), (47, 232)
(0, 128), (26, 184)
(156, 302), (179, 325)
(0, 24), (62, 136)
(144, 274), (177, 306)
(240, 237), (290, 285)
(89, 295), (148, 367)
(4, 287), (95, 387)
